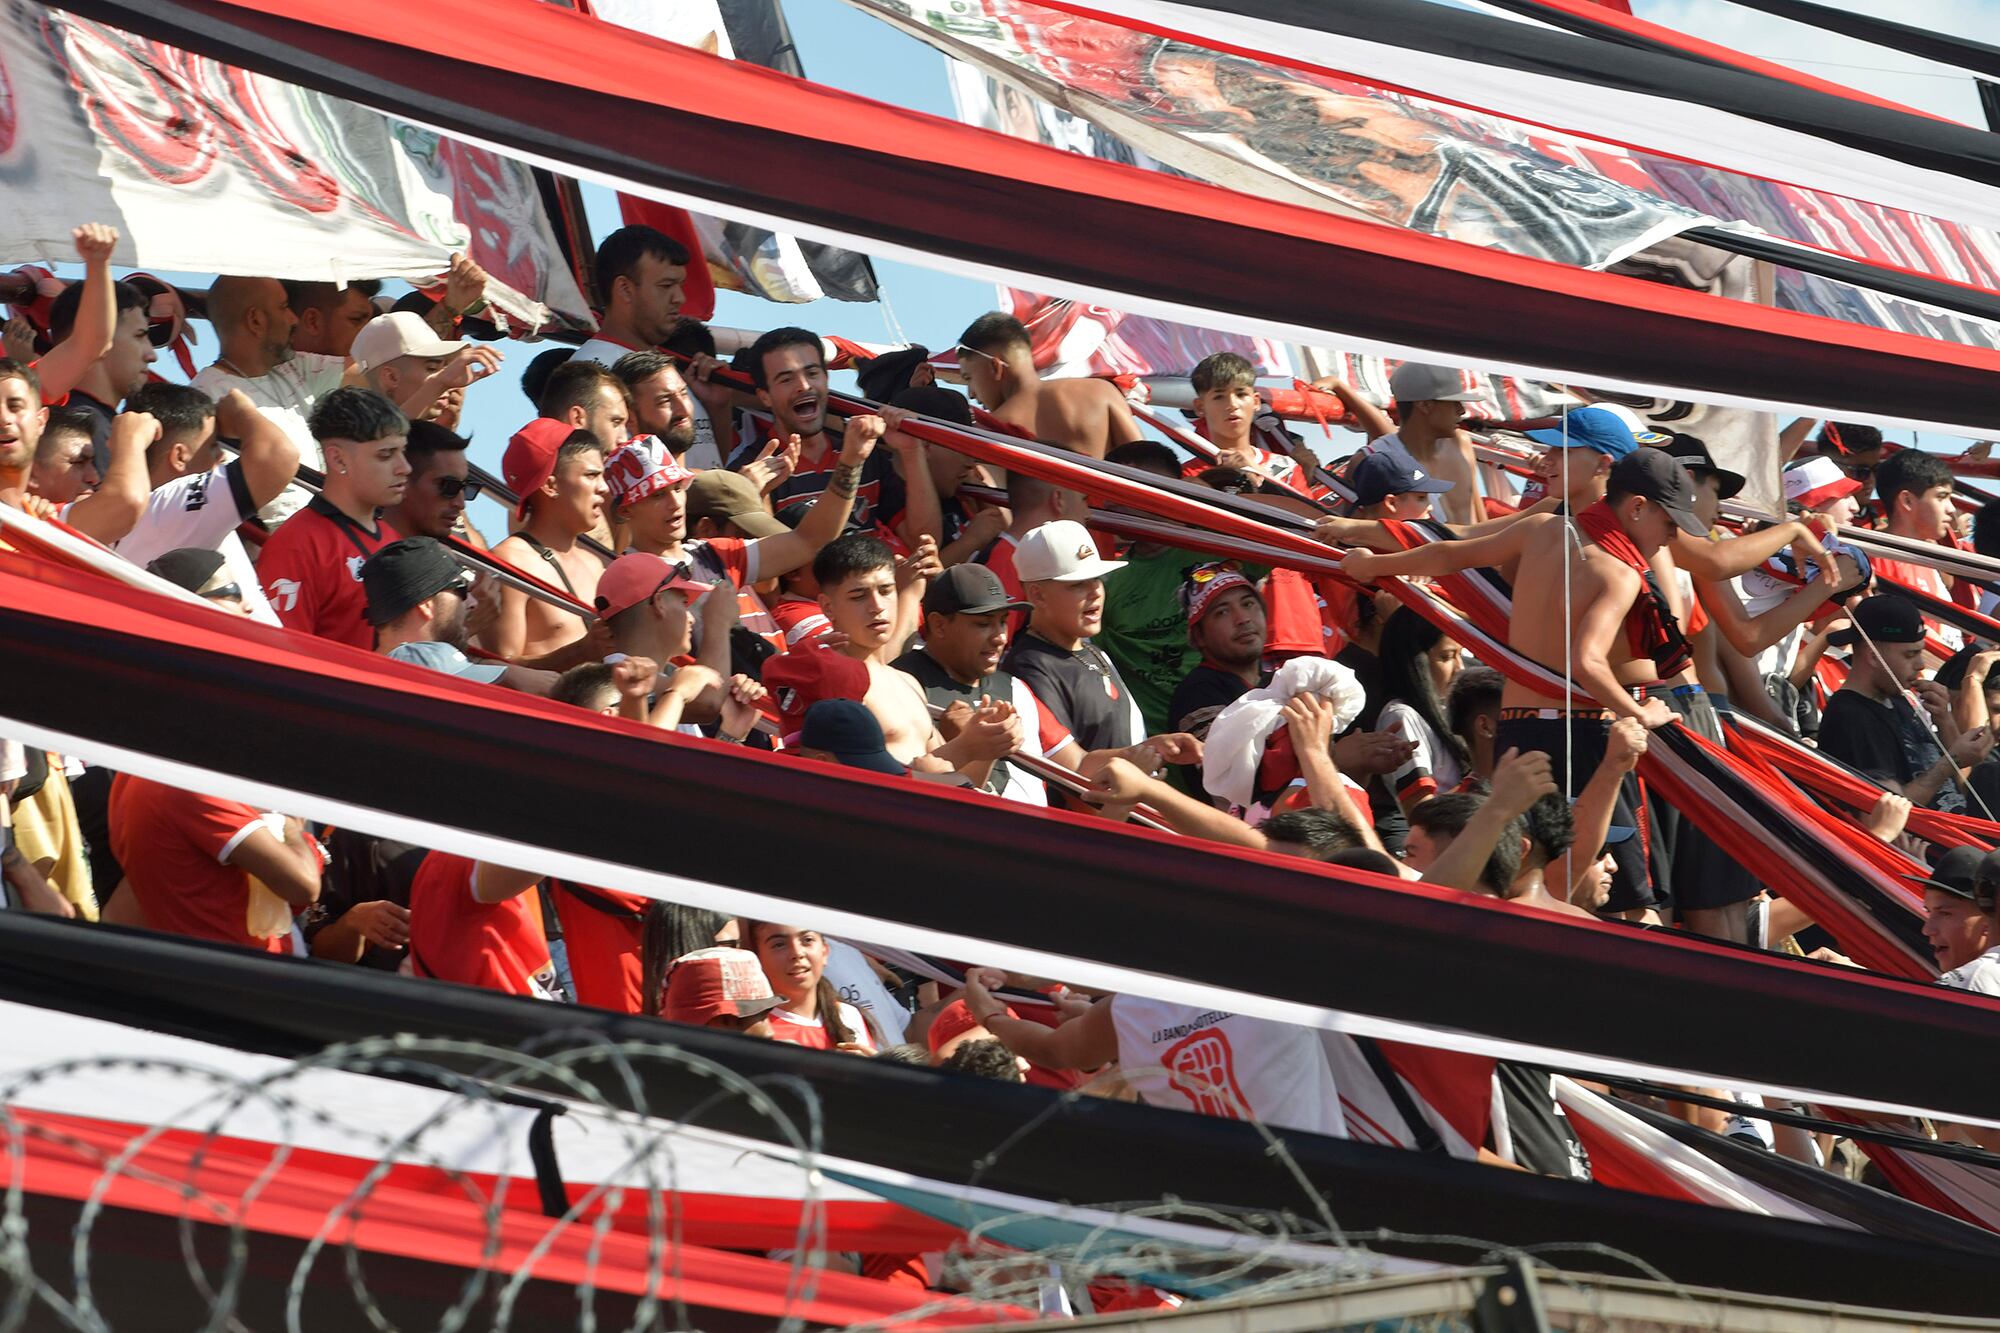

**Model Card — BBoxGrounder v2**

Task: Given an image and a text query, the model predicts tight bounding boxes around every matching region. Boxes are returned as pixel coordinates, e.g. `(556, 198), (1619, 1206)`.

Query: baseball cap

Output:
(1389, 362), (1489, 405)
(1526, 406), (1639, 461)
(362, 537), (470, 626)
(1178, 561), (1258, 624)
(594, 552), (714, 621)
(348, 310), (466, 374)
(1608, 448), (1708, 537)
(1783, 455), (1863, 511)
(763, 647), (871, 736)
(146, 547), (237, 599)
(1828, 593), (1925, 648)
(1592, 403), (1672, 448)
(604, 441), (696, 513)
(927, 997), (1015, 1056)
(662, 946), (786, 1026)
(891, 383), (973, 427)
(923, 563), (1029, 617)
(855, 344), (931, 403)
(1014, 519), (1126, 583)
(1912, 845), (1986, 901)
(798, 698), (907, 776)
(503, 418), (583, 518)
(388, 639), (509, 685)
(1351, 452), (1455, 508)
(1662, 433), (1745, 501)
(687, 469), (786, 539)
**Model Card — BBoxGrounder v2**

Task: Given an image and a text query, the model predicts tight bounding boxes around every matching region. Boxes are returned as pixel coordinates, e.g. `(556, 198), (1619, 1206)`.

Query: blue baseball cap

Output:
(799, 699), (907, 777)
(1525, 406), (1639, 461)
(1351, 452), (1455, 508)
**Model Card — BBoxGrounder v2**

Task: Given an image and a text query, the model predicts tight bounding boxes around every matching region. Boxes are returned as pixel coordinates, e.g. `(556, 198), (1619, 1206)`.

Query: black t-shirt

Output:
(1004, 632), (1141, 753)
(1167, 663), (1262, 742)
(297, 828), (426, 970)
(68, 389), (115, 474)
(1335, 642), (1405, 849)
(1817, 689), (1965, 813)
(894, 647), (1034, 792)
(1493, 1063), (1591, 1181)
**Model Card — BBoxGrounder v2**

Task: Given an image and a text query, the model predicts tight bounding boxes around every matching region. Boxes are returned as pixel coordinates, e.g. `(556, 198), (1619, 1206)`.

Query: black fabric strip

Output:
(1685, 225), (2000, 326)
(4, 557), (2000, 1122)
(47, 0), (2000, 430)
(1717, 0), (2000, 80)
(221, 457), (256, 524)
(3, 913), (1999, 1312)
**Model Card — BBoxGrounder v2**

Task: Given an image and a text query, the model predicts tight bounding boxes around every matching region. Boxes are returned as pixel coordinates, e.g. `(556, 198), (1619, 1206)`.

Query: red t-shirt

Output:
(108, 774), (285, 953)
(407, 851), (559, 999)
(769, 1003), (876, 1052)
(549, 881), (648, 1014)
(258, 496), (402, 648)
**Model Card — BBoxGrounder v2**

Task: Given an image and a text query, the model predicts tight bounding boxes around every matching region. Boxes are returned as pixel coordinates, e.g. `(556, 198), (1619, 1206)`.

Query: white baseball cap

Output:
(1388, 362), (1490, 404)
(1015, 519), (1127, 583)
(349, 311), (467, 373)
(1591, 402), (1671, 447)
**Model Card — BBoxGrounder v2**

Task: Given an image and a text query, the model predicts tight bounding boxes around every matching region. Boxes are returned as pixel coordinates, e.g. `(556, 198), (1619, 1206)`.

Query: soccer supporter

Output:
(487, 420), (609, 667)
(1518, 405), (1634, 514)
(406, 851), (562, 1000)
(1259, 807), (1371, 862)
(1410, 752), (1561, 898)
(45, 261), (153, 460)
(1342, 450), (1820, 921)
(814, 533), (1022, 783)
(726, 327), (942, 550)
(955, 311), (1142, 458)
(942, 1039), (1027, 1083)
(28, 402), (146, 543)
(1374, 607), (1468, 815)
(1167, 563), (1268, 747)
(1869, 449), (1965, 649)
(662, 946), (785, 1036)
(1358, 363), (1485, 524)
(791, 699), (910, 776)
(1447, 666), (1504, 785)
(536, 359), (631, 457)
(612, 350), (722, 470)
(593, 552), (752, 726)
(984, 468), (1090, 644)
(382, 419), (483, 545)
(571, 225), (689, 369)
(890, 384), (998, 562)
(257, 388), (409, 648)
(349, 311), (501, 425)
(364, 537), (555, 694)
(740, 920), (875, 1052)
(1817, 595), (1989, 813)
(1402, 793), (1500, 885)
(117, 386), (298, 613)
(639, 905), (740, 1016)
(108, 774), (321, 953)
(146, 549), (251, 615)
(958, 968), (1346, 1136)
(282, 278), (380, 360)
(25, 224), (120, 409)
(1004, 519), (1145, 752)
(1185, 352), (1311, 491)
(192, 275), (341, 522)
(1915, 847), (1995, 980)
(1347, 452), (1455, 526)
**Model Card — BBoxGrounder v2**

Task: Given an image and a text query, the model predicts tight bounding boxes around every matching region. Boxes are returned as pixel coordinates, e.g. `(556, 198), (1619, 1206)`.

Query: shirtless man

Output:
(812, 530), (1023, 786)
(484, 418), (610, 668)
(1341, 450), (1820, 921)
(1358, 363), (1487, 526)
(955, 311), (1142, 459)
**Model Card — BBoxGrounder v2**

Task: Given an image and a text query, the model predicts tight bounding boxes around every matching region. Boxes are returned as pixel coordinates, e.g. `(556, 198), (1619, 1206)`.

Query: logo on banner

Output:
(1162, 1029), (1251, 1119)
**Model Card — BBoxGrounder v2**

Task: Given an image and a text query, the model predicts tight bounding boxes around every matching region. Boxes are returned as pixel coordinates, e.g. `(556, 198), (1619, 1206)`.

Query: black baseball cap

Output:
(856, 345), (932, 403)
(1351, 452), (1454, 508)
(923, 563), (1030, 617)
(1608, 448), (1708, 537)
(891, 383), (973, 427)
(362, 537), (470, 626)
(1662, 433), (1745, 502)
(146, 547), (236, 599)
(1912, 845), (1986, 901)
(799, 699), (907, 776)
(1828, 593), (1925, 648)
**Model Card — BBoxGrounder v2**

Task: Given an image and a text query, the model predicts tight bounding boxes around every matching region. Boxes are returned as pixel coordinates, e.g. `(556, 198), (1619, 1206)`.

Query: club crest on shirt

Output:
(346, 555), (366, 581)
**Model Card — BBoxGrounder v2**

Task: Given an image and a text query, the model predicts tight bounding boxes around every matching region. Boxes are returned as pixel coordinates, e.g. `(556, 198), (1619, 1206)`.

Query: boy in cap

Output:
(348, 310), (499, 425)
(1357, 362), (1488, 525)
(1917, 846), (1996, 978)
(1167, 562), (1268, 745)
(484, 418), (609, 668)
(1518, 404), (1637, 514)
(662, 946), (787, 1036)
(1003, 518), (1144, 753)
(1818, 594), (1991, 813)
(365, 537), (555, 694)
(147, 547), (250, 615)
(1348, 453), (1454, 523)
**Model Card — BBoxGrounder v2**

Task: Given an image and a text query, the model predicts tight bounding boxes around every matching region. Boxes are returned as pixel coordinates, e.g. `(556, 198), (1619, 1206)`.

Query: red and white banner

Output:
(0, 7), (586, 327)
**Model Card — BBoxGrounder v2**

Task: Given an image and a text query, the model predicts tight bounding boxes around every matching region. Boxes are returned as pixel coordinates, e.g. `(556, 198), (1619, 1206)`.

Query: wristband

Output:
(718, 731), (749, 745)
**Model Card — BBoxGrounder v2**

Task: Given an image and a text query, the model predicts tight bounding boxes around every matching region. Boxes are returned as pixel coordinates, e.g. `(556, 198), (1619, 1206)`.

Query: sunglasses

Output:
(435, 476), (485, 500)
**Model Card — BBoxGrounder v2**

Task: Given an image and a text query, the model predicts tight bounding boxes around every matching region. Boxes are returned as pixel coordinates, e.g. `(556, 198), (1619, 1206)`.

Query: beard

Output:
(661, 419), (697, 454)
(433, 591), (470, 650)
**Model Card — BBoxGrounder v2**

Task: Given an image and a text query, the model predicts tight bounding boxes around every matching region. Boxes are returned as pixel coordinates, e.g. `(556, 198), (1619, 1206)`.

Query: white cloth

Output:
(190, 353), (344, 527)
(824, 940), (909, 1047)
(1203, 657), (1366, 810)
(1110, 997), (1345, 1138)
(1941, 947), (2000, 997)
(115, 465), (276, 620)
(998, 676), (1055, 809)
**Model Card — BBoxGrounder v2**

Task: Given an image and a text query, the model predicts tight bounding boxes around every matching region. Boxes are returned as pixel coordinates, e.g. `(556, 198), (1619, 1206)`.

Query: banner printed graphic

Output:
(0, 4), (582, 328)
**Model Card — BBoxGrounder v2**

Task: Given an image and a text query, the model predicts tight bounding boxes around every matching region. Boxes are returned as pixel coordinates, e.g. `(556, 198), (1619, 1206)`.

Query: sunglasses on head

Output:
(435, 476), (484, 500)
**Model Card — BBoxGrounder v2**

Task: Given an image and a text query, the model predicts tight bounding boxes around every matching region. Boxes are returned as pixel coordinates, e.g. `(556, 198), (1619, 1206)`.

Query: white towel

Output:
(1203, 657), (1367, 810)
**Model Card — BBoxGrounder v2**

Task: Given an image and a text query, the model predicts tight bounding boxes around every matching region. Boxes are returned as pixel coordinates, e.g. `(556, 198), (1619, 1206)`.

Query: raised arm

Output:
(214, 388), (300, 509)
(1778, 417), (1816, 464)
(1313, 376), (1395, 440)
(746, 418), (879, 577)
(1420, 748), (1554, 893)
(62, 409), (151, 542)
(1695, 554), (1848, 658)
(31, 224), (119, 404)
(396, 346), (503, 423)
(1673, 520), (1824, 583)
(964, 967), (1120, 1070)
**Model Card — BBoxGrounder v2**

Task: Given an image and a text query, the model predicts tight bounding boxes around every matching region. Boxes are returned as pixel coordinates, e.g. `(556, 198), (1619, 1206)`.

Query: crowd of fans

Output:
(5, 218), (2000, 1220)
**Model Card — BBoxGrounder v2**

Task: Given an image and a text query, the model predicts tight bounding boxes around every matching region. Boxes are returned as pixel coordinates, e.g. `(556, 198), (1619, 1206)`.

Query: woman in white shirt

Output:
(1374, 607), (1469, 815)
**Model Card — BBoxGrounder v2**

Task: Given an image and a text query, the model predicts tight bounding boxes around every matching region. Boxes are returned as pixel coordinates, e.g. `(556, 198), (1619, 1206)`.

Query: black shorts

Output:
(1495, 712), (1657, 914)
(1656, 687), (1761, 912)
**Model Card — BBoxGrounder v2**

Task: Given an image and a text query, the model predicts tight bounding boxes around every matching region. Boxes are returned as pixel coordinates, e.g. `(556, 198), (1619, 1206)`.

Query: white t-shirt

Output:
(824, 940), (909, 1047)
(1109, 997), (1346, 1138)
(571, 337), (722, 470)
(190, 353), (344, 527)
(1378, 699), (1462, 803)
(1941, 947), (2000, 997)
(115, 463), (275, 620)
